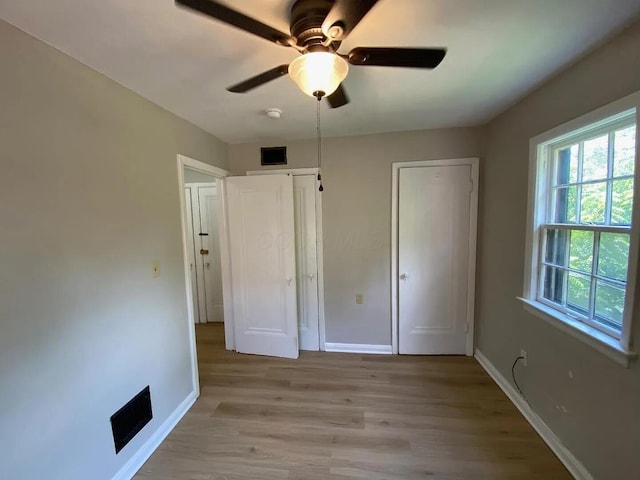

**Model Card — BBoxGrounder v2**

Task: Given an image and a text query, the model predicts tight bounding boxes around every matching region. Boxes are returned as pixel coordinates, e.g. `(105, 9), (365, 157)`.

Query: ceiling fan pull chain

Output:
(316, 95), (324, 192)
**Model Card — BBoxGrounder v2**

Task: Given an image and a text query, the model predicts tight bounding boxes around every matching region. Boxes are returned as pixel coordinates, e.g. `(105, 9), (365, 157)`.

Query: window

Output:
(523, 96), (639, 364)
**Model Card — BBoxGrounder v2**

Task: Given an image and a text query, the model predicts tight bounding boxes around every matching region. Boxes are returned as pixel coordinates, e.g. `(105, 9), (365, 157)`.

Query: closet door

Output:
(398, 165), (472, 354)
(293, 175), (320, 351)
(198, 186), (224, 322)
(226, 175), (299, 359)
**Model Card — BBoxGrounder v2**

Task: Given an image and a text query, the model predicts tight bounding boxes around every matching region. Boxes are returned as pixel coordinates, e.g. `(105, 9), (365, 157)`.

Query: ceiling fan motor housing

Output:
(290, 0), (334, 47)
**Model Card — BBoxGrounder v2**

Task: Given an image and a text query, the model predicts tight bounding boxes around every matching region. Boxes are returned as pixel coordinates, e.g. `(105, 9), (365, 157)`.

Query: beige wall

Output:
(0, 21), (227, 480)
(184, 169), (218, 184)
(478, 21), (640, 479)
(230, 127), (483, 345)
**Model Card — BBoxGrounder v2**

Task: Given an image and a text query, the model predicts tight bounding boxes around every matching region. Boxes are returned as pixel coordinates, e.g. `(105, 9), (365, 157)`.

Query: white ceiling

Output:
(1, 0), (640, 144)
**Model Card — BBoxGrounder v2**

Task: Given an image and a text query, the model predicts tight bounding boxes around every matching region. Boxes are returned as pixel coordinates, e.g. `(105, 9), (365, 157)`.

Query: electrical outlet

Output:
(152, 260), (160, 278)
(356, 293), (363, 304)
(520, 349), (528, 367)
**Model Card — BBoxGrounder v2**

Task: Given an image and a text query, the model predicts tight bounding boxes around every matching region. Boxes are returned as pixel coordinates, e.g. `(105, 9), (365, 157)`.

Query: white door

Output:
(398, 165), (472, 354)
(226, 174), (299, 359)
(293, 175), (320, 351)
(184, 187), (201, 324)
(198, 186), (224, 322)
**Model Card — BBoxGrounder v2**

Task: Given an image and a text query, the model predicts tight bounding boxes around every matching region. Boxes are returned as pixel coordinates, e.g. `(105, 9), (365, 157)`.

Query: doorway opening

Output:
(185, 179), (224, 324)
(177, 154), (230, 396)
(179, 160), (328, 391)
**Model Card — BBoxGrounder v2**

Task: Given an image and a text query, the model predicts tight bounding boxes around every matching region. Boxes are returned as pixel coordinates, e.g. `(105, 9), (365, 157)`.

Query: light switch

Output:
(152, 260), (160, 278)
(356, 294), (363, 304)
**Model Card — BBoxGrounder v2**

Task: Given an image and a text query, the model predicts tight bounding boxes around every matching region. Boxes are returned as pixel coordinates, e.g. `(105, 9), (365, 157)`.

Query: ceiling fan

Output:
(175, 0), (447, 108)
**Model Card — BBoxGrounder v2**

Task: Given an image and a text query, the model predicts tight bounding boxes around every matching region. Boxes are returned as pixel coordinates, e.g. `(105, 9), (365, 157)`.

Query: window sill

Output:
(517, 297), (636, 368)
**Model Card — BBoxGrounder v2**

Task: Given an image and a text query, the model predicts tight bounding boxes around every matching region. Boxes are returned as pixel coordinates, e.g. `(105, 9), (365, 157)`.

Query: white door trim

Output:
(247, 168), (327, 351)
(391, 158), (479, 356)
(183, 181), (217, 187)
(177, 154), (230, 397)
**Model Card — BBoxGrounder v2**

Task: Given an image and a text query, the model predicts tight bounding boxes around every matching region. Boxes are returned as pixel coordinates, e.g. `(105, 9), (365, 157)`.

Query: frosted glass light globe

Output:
(289, 52), (349, 98)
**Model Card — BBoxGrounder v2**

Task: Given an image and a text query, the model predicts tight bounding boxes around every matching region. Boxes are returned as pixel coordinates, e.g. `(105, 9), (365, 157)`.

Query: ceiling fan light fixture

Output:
(288, 52), (349, 98)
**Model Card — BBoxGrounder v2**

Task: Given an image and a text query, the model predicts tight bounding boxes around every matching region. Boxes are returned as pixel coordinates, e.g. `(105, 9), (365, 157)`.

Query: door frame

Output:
(183, 185), (200, 323)
(177, 154), (231, 397)
(247, 168), (327, 351)
(391, 158), (479, 356)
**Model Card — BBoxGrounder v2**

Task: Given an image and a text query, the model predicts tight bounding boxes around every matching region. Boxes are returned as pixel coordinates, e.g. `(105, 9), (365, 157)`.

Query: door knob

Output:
(287, 277), (293, 286)
(307, 273), (316, 280)
(400, 273), (409, 280)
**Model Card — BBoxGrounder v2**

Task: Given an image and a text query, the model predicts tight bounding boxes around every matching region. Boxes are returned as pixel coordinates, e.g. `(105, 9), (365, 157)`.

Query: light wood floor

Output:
(135, 324), (570, 480)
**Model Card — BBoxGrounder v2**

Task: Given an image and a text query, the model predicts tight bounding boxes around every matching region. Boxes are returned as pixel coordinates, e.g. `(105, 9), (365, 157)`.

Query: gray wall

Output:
(477, 21), (640, 480)
(230, 128), (482, 345)
(0, 20), (228, 480)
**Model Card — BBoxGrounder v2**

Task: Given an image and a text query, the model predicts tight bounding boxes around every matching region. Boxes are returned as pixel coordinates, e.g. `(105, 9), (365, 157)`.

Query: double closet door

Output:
(224, 173), (321, 358)
(185, 184), (224, 324)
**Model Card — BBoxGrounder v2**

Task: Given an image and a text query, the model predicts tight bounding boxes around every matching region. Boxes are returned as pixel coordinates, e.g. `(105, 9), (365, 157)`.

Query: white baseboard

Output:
(111, 390), (198, 480)
(324, 343), (392, 354)
(474, 350), (593, 480)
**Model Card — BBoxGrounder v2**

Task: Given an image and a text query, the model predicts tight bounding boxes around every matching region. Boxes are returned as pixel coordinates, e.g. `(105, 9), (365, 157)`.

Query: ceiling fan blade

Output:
(176, 0), (293, 46)
(348, 47), (447, 69)
(326, 84), (349, 108)
(227, 65), (289, 93)
(321, 0), (379, 41)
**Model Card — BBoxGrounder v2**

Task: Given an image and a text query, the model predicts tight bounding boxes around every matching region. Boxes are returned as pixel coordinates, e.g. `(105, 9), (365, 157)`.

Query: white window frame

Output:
(520, 92), (640, 367)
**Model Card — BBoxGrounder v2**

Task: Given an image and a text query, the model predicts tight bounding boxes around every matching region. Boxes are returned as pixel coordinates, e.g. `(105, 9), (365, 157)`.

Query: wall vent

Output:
(110, 386), (153, 454)
(261, 146), (287, 166)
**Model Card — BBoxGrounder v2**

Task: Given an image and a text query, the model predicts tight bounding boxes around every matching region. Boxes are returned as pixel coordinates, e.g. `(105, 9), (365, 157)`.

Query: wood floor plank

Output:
(213, 401), (365, 429)
(134, 324), (571, 480)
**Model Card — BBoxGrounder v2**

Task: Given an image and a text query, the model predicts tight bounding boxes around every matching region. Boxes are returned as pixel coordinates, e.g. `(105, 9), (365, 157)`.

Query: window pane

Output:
(595, 280), (625, 331)
(582, 134), (609, 181)
(613, 125), (636, 178)
(567, 272), (590, 315)
(611, 178), (634, 225)
(542, 266), (565, 305)
(598, 233), (630, 281)
(580, 182), (607, 224)
(553, 186), (577, 223)
(569, 230), (593, 273)
(556, 144), (579, 185)
(544, 229), (568, 267)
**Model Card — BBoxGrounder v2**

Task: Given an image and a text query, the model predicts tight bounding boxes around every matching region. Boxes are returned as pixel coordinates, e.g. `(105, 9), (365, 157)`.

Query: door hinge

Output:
(465, 322), (470, 333)
(468, 179), (474, 193)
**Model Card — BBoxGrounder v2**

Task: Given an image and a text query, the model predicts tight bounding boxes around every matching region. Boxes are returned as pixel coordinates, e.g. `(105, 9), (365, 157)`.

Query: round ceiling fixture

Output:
(264, 108), (283, 119)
